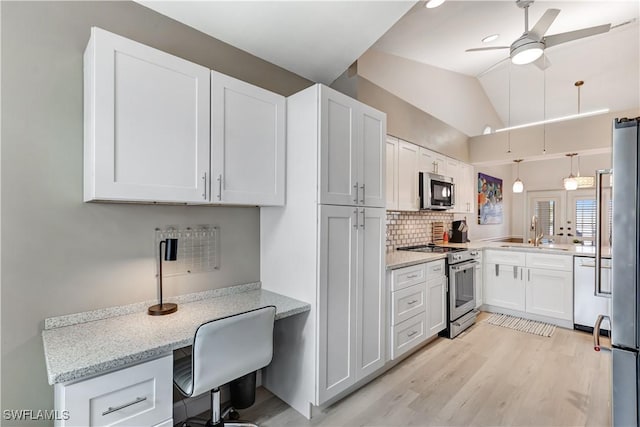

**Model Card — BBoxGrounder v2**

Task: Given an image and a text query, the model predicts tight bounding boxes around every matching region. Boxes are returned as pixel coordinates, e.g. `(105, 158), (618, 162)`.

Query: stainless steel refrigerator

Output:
(595, 117), (640, 426)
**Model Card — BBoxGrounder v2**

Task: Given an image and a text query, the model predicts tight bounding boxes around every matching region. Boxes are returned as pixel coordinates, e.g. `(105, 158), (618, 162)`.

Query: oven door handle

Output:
(449, 260), (479, 272)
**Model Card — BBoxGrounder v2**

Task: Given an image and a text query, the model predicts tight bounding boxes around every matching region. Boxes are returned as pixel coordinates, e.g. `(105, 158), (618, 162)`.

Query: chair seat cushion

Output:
(173, 355), (194, 396)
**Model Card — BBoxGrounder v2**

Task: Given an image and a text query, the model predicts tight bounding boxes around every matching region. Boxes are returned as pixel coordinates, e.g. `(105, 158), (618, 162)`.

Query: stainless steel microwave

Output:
(419, 172), (455, 210)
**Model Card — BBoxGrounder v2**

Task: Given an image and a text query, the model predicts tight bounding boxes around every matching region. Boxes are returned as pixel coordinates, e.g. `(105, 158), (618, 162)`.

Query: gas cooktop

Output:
(397, 244), (463, 254)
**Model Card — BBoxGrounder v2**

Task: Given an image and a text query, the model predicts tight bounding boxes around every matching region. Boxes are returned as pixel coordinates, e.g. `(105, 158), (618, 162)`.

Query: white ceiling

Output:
(372, 0), (640, 131)
(136, 0), (416, 85)
(138, 0), (640, 135)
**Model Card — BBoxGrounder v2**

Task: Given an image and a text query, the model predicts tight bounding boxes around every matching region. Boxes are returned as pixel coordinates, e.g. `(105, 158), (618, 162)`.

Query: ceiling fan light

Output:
(511, 45), (544, 65)
(512, 178), (524, 193)
(425, 0), (446, 8)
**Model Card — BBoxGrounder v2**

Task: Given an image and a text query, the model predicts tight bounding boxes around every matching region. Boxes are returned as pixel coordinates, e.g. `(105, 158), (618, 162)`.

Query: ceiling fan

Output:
(466, 0), (611, 69)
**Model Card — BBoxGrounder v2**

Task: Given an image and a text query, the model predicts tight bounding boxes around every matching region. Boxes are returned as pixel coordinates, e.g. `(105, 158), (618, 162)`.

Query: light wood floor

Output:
(239, 313), (612, 427)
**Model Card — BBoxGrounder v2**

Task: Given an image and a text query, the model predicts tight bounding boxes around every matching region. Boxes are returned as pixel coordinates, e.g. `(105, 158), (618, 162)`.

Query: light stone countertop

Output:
(42, 287), (310, 385)
(387, 241), (611, 270)
(386, 251), (446, 270)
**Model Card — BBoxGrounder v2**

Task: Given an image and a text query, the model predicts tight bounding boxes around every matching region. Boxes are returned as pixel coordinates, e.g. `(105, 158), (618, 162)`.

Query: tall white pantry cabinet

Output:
(261, 84), (386, 418)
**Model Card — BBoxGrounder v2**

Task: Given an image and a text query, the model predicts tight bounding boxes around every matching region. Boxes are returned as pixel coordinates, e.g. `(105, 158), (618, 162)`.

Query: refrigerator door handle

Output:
(593, 314), (611, 352)
(595, 169), (612, 297)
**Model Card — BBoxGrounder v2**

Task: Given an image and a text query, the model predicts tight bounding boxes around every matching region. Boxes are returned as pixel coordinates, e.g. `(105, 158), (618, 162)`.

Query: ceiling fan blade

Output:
(544, 24), (611, 48)
(533, 54), (551, 70)
(465, 46), (510, 52)
(530, 8), (560, 39)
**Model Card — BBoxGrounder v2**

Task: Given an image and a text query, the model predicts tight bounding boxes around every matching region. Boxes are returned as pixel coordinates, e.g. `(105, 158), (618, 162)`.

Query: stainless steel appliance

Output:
(419, 172), (455, 210)
(574, 256), (611, 334)
(397, 244), (480, 338)
(593, 117), (640, 426)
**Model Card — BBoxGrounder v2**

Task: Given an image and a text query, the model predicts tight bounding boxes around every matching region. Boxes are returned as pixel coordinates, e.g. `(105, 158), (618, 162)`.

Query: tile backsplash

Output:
(386, 210), (454, 252)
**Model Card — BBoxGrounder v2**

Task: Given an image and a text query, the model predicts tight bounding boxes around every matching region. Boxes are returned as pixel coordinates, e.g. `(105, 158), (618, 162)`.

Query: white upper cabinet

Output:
(84, 27), (210, 203)
(211, 71), (285, 206)
(84, 28), (285, 206)
(418, 147), (446, 175)
(319, 87), (385, 207)
(398, 140), (419, 211)
(385, 136), (399, 210)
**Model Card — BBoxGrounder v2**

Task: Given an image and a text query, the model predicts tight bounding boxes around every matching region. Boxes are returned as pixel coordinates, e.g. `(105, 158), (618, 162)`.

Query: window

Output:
(535, 200), (555, 236)
(575, 199), (596, 243)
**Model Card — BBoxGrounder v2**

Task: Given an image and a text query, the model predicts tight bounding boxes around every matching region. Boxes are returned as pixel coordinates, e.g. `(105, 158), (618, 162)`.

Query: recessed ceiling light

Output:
(425, 0), (446, 9)
(482, 34), (499, 43)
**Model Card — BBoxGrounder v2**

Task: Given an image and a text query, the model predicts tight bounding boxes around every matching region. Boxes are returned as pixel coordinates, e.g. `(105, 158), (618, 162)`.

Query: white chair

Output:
(174, 306), (276, 427)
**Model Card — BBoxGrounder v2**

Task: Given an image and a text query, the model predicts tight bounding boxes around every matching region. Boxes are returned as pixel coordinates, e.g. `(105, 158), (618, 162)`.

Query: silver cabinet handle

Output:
(407, 299), (419, 305)
(202, 172), (207, 200)
(217, 174), (223, 201)
(353, 209), (358, 229)
(593, 314), (611, 352)
(360, 184), (365, 204)
(520, 268), (523, 280)
(513, 265), (518, 279)
(102, 396), (147, 416)
(433, 266), (442, 272)
(528, 269), (531, 282)
(406, 274), (419, 279)
(407, 330), (418, 337)
(495, 264), (499, 277)
(360, 208), (365, 229)
(353, 182), (359, 203)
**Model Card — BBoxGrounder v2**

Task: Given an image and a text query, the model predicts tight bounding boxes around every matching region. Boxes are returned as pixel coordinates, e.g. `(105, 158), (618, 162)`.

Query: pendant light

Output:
(563, 153), (578, 191)
(513, 159), (524, 193)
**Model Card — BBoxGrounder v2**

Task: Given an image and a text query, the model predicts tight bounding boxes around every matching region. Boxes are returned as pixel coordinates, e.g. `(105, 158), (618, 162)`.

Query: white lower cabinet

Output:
(54, 355), (173, 427)
(389, 259), (446, 360)
(484, 263), (526, 311)
(426, 275), (446, 337)
(525, 268), (573, 321)
(484, 250), (574, 324)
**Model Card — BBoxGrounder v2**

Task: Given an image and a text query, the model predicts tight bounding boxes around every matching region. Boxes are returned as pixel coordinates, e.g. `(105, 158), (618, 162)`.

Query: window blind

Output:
(535, 200), (555, 236)
(575, 199), (597, 242)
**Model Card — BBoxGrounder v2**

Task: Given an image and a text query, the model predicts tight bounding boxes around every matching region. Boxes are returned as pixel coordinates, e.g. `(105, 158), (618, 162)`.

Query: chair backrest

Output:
(190, 306), (276, 397)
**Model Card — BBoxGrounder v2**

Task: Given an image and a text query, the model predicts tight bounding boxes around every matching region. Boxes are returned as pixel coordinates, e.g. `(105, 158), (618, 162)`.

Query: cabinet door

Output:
(456, 162), (474, 213)
(398, 141), (419, 211)
(85, 27), (210, 203)
(385, 136), (399, 210)
(360, 106), (386, 208)
(319, 88), (358, 206)
(356, 207), (386, 380)
(526, 268), (573, 321)
(427, 276), (446, 337)
(211, 71), (285, 206)
(418, 147), (435, 174)
(318, 205), (357, 403)
(484, 263), (525, 311)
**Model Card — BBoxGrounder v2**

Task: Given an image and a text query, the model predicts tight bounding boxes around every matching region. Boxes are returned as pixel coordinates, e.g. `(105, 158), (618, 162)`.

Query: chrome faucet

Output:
(531, 215), (543, 246)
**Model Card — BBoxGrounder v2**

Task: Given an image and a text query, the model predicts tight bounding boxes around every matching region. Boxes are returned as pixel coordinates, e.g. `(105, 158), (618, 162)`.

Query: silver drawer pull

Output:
(407, 299), (419, 305)
(406, 274), (419, 279)
(102, 396), (147, 416)
(407, 330), (418, 337)
(432, 266), (442, 271)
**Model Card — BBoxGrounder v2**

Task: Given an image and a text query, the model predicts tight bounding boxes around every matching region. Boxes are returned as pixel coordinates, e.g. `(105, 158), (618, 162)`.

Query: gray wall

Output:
(1, 1), (311, 422)
(331, 70), (470, 162)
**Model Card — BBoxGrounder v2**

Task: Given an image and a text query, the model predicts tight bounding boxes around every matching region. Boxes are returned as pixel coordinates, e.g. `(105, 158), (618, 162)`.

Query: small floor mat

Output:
(485, 313), (556, 337)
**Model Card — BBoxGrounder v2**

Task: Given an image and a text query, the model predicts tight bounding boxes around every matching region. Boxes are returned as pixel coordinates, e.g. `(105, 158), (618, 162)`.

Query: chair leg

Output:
(205, 388), (223, 427)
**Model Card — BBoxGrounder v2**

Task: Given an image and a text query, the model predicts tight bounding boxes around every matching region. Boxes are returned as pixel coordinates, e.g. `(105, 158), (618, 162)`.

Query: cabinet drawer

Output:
(392, 283), (426, 325)
(390, 312), (426, 360)
(391, 263), (426, 291)
(526, 253), (573, 271)
(57, 355), (172, 427)
(485, 250), (526, 266)
(425, 259), (446, 278)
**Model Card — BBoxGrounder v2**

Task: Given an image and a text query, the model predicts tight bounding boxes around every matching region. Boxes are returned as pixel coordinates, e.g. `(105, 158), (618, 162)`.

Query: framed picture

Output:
(478, 173), (503, 225)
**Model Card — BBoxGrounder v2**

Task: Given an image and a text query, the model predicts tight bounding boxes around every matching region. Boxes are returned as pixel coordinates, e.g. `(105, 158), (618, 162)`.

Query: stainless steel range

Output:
(398, 244), (481, 338)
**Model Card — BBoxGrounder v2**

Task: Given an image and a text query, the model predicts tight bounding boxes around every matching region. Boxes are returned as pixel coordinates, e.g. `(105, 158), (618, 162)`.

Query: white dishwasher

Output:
(574, 256), (611, 333)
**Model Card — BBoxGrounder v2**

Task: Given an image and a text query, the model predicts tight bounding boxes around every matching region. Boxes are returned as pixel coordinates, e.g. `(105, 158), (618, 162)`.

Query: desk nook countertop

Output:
(42, 283), (310, 385)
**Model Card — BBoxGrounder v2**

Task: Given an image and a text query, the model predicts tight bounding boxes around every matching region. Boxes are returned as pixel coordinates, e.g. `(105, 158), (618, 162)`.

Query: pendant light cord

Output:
(507, 62), (512, 154)
(542, 59), (547, 154)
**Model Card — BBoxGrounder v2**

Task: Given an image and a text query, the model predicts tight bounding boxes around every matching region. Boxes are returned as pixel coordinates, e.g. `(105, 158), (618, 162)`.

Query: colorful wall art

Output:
(477, 173), (503, 225)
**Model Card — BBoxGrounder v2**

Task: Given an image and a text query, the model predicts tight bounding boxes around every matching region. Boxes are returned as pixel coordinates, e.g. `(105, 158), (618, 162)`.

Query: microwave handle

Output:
(452, 183), (456, 207)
